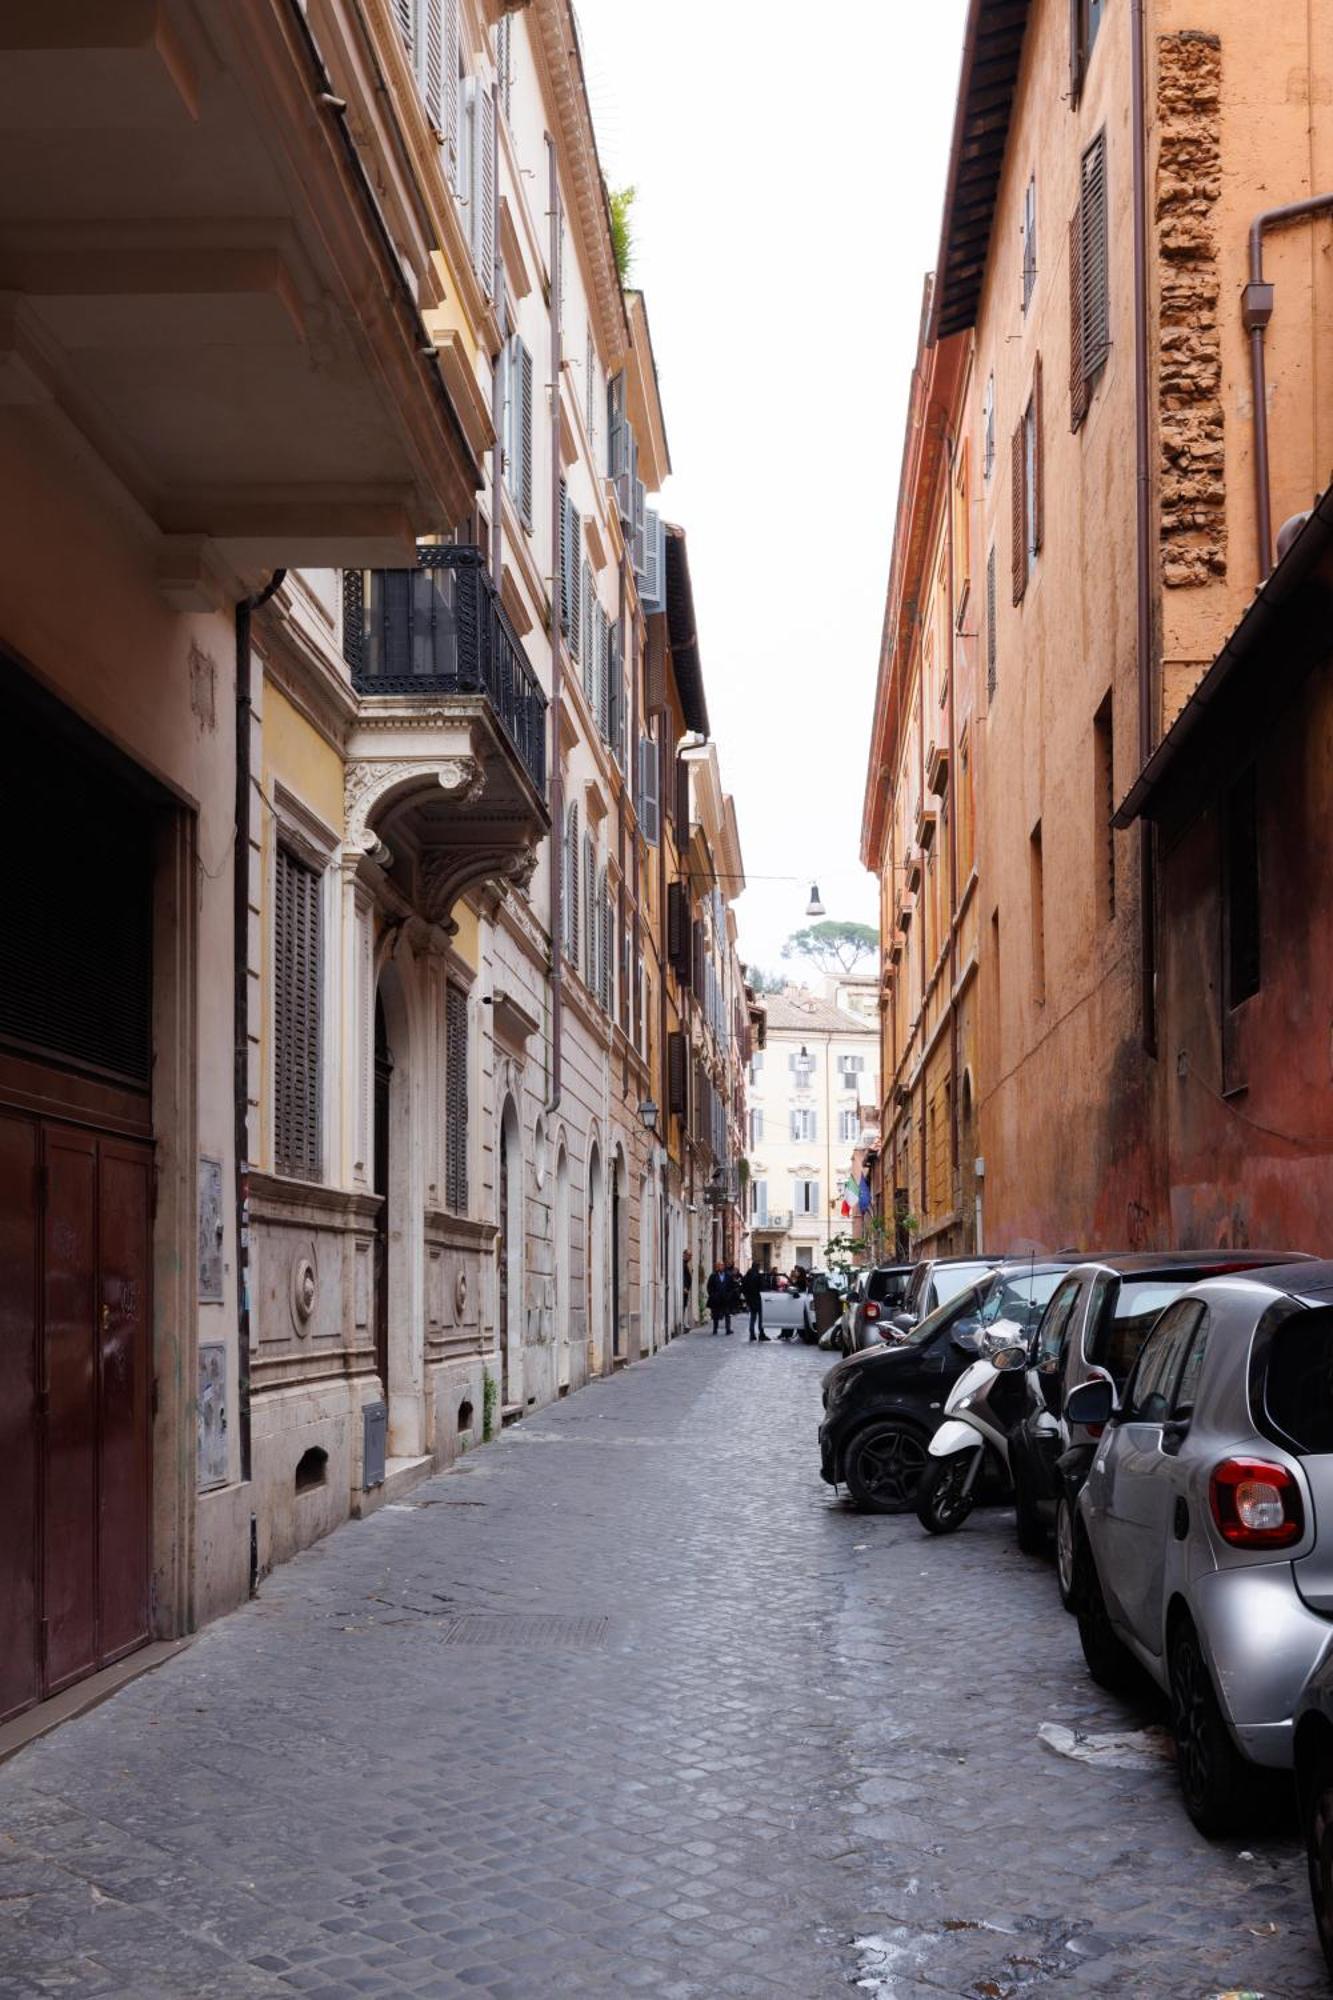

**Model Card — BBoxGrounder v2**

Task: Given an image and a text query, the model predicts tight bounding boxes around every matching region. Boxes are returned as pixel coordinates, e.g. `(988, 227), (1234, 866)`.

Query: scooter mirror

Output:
(952, 1327), (983, 1355)
(990, 1344), (1028, 1372)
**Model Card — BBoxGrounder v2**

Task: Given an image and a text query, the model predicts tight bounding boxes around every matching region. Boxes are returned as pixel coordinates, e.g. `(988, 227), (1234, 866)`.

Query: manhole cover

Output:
(441, 1614), (609, 1650)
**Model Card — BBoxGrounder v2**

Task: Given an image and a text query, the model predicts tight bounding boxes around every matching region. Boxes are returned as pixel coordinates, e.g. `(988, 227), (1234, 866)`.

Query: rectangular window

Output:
(839, 1054), (866, 1078)
(982, 373), (995, 484)
(788, 1049), (816, 1079)
(752, 1178), (768, 1223)
(1224, 765), (1261, 1006)
(749, 1108), (764, 1147)
(1029, 821), (1046, 1006)
(795, 1179), (821, 1217)
(445, 984), (468, 1212)
(790, 1109), (817, 1144)
(274, 845), (322, 1181)
(958, 729), (976, 879)
(1021, 174), (1038, 314)
(839, 1109), (859, 1144)
(1093, 691), (1115, 923)
(952, 442), (971, 621)
(1070, 0), (1106, 105)
(504, 335), (534, 529)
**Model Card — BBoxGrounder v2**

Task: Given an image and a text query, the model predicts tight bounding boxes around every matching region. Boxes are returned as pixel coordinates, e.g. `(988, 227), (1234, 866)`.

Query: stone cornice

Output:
(529, 0), (629, 367)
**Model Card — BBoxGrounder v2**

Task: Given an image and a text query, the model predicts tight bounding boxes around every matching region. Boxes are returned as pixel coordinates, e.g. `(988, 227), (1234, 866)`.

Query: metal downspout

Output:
(545, 136), (563, 1116)
(1130, 0), (1157, 1058)
(234, 569), (285, 1515)
(944, 426), (962, 1242)
(1243, 191), (1333, 580)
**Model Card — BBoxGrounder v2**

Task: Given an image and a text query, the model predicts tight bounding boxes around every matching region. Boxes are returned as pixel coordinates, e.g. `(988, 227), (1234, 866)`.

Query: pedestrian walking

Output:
(682, 1247), (693, 1326)
(706, 1262), (733, 1337)
(742, 1262), (768, 1341)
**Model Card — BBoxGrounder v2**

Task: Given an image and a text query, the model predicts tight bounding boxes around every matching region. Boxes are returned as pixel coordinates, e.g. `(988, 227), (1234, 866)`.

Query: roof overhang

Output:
(0, 0), (481, 589)
(930, 0), (1031, 341)
(1117, 483), (1333, 826)
(625, 290), (671, 493)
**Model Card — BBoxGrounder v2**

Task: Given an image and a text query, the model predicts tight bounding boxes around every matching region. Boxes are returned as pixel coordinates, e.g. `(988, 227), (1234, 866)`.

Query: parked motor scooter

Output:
(915, 1320), (1030, 1534)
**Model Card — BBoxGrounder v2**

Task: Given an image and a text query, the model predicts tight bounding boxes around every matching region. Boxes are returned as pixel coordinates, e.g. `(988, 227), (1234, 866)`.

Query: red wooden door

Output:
(0, 1110), (39, 1720)
(0, 1113), (152, 1723)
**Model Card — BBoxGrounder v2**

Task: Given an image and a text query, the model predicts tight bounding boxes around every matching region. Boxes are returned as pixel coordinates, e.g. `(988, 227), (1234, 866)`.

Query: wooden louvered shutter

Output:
(1069, 0), (1084, 107)
(667, 881), (687, 968)
(566, 804), (579, 961)
(569, 511), (581, 659)
(986, 545), (998, 701)
(395, 0), (414, 58)
(639, 735), (660, 845)
(583, 835), (595, 985)
(580, 560), (592, 681)
(424, 0), (443, 128)
(1069, 205), (1090, 432)
(518, 342), (533, 529)
(600, 612), (613, 741)
(1010, 421), (1026, 605)
(443, 0), (460, 181)
(1080, 134), (1110, 383)
(675, 756), (690, 843)
(668, 1031), (687, 1115)
(477, 85), (496, 297)
(274, 846), (322, 1181)
(558, 482), (569, 635)
(1032, 353), (1044, 554)
(445, 984), (468, 1212)
(496, 12), (511, 122)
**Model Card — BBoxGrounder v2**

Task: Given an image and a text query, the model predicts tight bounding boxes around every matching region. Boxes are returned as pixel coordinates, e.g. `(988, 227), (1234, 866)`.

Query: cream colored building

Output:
(746, 988), (879, 1273)
(0, 0), (750, 1729)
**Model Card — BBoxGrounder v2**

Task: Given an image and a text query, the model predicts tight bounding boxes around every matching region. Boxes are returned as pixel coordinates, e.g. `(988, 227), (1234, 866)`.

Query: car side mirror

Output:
(1065, 1379), (1114, 1427)
(890, 1311), (915, 1334)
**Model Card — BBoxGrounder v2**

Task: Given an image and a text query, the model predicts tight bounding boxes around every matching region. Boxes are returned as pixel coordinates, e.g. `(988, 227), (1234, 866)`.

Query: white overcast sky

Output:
(574, 0), (970, 976)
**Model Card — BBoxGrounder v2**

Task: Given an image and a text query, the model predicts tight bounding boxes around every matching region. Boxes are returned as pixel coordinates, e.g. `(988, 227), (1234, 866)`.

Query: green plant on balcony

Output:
(609, 185), (636, 284)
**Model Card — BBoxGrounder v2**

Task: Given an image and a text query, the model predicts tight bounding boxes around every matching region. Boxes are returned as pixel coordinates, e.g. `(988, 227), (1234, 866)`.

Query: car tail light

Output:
(1209, 1458), (1304, 1548)
(863, 1301), (880, 1321)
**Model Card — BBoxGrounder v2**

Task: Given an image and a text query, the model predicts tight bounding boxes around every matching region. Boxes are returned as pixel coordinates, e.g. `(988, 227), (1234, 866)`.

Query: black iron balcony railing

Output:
(343, 547), (547, 795)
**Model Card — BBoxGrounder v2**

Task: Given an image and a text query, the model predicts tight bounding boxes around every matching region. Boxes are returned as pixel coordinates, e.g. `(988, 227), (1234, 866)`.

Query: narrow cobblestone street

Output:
(1, 1322), (1325, 1998)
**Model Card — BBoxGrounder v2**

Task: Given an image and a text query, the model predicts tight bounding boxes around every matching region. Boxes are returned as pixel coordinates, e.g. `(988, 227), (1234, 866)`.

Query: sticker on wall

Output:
(198, 1156), (224, 1303)
(198, 1342), (228, 1491)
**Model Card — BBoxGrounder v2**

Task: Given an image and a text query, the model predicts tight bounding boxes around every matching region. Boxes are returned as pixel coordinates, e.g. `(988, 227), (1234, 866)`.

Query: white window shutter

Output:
(395, 0), (415, 59)
(518, 341), (534, 529)
(640, 736), (660, 845)
(423, 0), (443, 127)
(643, 509), (664, 610)
(444, 0), (460, 179)
(477, 85), (496, 296)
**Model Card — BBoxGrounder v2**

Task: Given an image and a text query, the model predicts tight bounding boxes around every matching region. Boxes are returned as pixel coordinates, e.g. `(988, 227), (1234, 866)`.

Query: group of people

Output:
(703, 1261), (795, 1342)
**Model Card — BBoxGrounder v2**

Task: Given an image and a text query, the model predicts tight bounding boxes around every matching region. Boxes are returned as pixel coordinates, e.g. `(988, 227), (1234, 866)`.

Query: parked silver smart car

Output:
(1068, 1259), (1333, 1835)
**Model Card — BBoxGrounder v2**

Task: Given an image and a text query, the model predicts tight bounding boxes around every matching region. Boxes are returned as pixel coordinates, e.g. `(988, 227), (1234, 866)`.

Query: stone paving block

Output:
(0, 1330), (1328, 1994)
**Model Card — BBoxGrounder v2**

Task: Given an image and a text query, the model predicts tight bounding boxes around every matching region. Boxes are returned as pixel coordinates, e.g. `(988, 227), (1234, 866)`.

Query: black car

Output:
(819, 1260), (1077, 1513)
(894, 1253), (998, 1332)
(1008, 1249), (1314, 1603)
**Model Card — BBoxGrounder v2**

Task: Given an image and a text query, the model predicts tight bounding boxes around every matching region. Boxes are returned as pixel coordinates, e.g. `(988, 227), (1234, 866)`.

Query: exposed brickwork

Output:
(1156, 31), (1227, 588)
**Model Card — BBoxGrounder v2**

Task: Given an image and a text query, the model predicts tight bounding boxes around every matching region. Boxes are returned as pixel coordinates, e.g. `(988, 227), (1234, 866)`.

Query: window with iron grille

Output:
(445, 984), (468, 1212)
(275, 845), (323, 1180)
(1069, 132), (1110, 432)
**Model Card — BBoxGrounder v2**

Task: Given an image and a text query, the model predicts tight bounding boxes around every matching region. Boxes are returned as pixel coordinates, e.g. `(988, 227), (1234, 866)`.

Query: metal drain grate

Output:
(440, 1614), (609, 1650)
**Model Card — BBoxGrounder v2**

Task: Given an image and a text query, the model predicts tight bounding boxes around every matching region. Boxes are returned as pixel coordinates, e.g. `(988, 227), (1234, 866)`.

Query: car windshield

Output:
(1089, 1278), (1192, 1387)
(932, 1261), (995, 1311)
(897, 1284), (983, 1348)
(977, 1268), (1066, 1335)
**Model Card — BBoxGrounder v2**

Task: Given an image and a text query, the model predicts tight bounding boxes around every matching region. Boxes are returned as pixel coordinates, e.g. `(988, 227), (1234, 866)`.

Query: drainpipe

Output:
(1243, 191), (1333, 580)
(544, 135), (564, 1116)
(489, 84), (504, 592)
(234, 568), (286, 1499)
(1130, 0), (1157, 1058)
(943, 425), (961, 1241)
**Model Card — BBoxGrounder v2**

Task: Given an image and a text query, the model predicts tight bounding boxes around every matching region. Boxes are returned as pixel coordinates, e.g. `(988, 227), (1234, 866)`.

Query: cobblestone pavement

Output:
(1, 1320), (1326, 1998)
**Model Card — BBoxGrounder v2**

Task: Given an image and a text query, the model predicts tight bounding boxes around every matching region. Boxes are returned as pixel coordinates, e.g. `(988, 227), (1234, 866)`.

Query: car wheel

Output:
(1169, 1617), (1256, 1837)
(916, 1453), (977, 1535)
(1012, 1458), (1046, 1556)
(842, 1420), (928, 1514)
(1054, 1495), (1077, 1612)
(1073, 1535), (1138, 1694)
(1302, 1755), (1333, 1978)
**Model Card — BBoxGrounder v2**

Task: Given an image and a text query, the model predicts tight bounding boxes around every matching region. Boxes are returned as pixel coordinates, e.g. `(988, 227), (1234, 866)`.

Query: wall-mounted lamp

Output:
(638, 1099), (659, 1133)
(806, 883), (826, 917)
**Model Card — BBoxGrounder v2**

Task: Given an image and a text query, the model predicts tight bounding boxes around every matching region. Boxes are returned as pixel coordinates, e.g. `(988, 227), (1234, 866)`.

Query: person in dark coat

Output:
(742, 1262), (768, 1341)
(706, 1262), (732, 1336)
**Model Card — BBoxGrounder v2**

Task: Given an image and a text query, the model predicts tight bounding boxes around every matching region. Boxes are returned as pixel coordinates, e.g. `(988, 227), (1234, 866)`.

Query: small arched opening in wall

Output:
(554, 1141), (571, 1390)
(294, 1446), (328, 1495)
(498, 1094), (523, 1411)
(587, 1140), (605, 1375)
